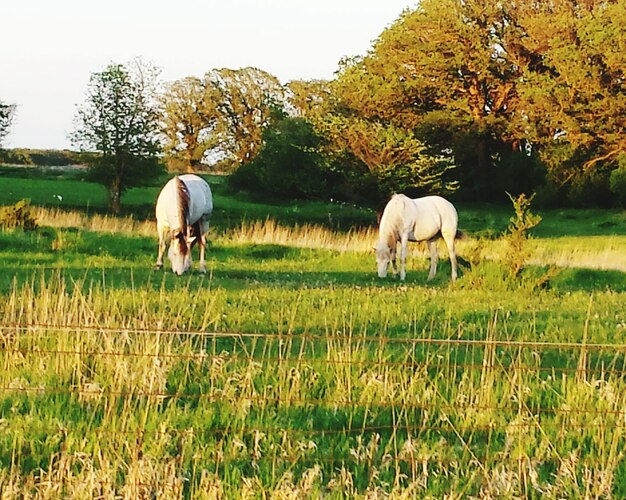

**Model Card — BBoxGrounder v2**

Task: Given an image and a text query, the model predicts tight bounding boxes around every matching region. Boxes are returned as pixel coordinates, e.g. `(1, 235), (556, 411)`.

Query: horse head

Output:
(375, 239), (396, 278)
(168, 230), (196, 275)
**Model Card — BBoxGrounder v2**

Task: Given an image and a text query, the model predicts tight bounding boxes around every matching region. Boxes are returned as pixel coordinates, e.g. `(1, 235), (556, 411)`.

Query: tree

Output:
(328, 0), (530, 200)
(509, 0), (626, 183)
(160, 77), (221, 172)
(0, 100), (16, 147)
(316, 109), (457, 200)
(298, 58), (457, 205)
(323, 0), (624, 204)
(204, 67), (288, 167)
(287, 79), (332, 119)
(229, 116), (330, 199)
(72, 60), (163, 213)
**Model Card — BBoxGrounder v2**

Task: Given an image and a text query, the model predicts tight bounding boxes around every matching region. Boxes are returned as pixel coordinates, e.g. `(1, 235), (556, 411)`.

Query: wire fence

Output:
(2, 321), (626, 452)
(3, 322), (626, 351)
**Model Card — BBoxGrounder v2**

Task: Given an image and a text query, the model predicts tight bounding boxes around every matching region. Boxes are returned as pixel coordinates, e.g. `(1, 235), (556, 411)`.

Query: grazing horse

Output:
(375, 194), (461, 282)
(155, 174), (213, 275)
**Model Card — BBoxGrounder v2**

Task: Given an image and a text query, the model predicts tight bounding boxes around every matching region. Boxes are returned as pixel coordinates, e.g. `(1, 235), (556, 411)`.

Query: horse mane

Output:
(176, 176), (191, 239)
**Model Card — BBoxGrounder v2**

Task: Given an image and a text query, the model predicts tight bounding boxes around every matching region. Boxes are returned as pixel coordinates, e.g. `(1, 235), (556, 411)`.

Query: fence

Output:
(2, 321), (626, 494)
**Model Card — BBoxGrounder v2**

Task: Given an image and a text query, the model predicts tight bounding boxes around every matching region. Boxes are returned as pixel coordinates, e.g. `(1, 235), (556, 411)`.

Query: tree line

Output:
(2, 0), (625, 212)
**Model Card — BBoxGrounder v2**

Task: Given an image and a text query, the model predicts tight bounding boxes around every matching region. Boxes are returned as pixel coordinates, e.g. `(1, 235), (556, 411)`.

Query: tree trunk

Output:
(477, 137), (489, 175)
(189, 158), (200, 173)
(109, 177), (122, 214)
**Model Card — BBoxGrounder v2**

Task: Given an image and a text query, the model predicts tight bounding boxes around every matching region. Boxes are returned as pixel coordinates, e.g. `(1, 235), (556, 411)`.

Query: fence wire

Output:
(3, 322), (626, 352)
(3, 321), (626, 457)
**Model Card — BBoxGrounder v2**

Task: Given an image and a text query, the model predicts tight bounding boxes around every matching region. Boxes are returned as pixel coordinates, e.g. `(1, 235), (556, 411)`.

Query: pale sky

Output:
(1, 0), (415, 150)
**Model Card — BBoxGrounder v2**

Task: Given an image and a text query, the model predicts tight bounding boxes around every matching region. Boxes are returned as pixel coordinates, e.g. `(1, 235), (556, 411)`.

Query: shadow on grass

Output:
(550, 267), (626, 293)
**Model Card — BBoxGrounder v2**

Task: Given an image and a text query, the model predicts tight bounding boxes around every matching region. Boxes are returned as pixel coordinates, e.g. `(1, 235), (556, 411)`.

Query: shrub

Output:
(228, 117), (329, 200)
(504, 192), (542, 278)
(0, 199), (38, 230)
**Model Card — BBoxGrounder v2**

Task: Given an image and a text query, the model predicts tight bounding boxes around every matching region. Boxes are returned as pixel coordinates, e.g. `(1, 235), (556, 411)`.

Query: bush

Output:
(504, 193), (542, 278)
(0, 199), (38, 230)
(228, 117), (329, 200)
(0, 148), (87, 167)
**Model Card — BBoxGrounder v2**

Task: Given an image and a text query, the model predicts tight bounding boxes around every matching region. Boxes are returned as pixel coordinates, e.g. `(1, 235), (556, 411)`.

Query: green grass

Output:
(1, 168), (626, 497)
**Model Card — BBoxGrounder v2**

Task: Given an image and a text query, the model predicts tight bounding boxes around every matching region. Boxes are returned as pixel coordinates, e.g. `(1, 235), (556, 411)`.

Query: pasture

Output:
(1, 167), (626, 497)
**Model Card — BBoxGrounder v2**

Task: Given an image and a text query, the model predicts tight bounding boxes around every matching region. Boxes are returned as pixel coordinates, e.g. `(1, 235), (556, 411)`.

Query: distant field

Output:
(1, 168), (626, 497)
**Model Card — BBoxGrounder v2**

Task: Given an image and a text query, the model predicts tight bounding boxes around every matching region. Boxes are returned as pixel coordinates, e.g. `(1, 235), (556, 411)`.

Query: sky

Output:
(1, 0), (415, 150)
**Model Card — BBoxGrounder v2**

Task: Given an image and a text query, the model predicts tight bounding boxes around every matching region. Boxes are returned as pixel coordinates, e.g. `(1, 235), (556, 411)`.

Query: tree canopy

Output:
(0, 100), (16, 148)
(53, 0), (626, 208)
(71, 60), (163, 213)
(312, 0), (625, 204)
(510, 0), (626, 178)
(160, 67), (288, 172)
(160, 76), (221, 172)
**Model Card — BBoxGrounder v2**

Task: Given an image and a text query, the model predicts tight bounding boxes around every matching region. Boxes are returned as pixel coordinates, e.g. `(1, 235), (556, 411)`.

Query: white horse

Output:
(155, 174), (213, 275)
(375, 194), (461, 282)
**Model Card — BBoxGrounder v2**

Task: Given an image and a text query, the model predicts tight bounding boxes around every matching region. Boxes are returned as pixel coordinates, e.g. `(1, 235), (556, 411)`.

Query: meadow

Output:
(1, 167), (626, 498)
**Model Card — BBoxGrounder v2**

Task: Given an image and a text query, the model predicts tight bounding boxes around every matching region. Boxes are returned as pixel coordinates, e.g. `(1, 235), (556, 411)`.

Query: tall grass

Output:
(30, 206), (626, 272)
(1, 203), (625, 496)
(1, 272), (626, 497)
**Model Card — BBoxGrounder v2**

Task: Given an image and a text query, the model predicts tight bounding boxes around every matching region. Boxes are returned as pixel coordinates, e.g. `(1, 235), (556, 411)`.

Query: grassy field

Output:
(1, 167), (626, 497)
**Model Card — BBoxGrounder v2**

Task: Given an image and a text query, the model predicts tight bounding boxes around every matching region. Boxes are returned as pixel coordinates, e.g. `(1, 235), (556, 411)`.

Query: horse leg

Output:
(196, 220), (208, 274)
(399, 234), (409, 281)
(155, 229), (168, 269)
(442, 231), (458, 281)
(390, 244), (398, 277)
(427, 239), (438, 280)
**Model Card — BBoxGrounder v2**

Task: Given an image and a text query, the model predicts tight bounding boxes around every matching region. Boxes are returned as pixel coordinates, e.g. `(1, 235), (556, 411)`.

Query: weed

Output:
(0, 199), (38, 230)
(505, 192), (542, 279)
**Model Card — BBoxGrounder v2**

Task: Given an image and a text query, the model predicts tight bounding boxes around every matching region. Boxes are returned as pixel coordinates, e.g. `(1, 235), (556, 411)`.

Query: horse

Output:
(155, 174), (213, 275)
(375, 194), (461, 282)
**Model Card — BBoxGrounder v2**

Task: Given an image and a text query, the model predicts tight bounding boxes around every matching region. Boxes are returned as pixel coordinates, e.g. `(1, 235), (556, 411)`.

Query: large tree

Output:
(204, 67), (288, 167)
(328, 0), (527, 199)
(295, 60), (457, 204)
(325, 0), (625, 202)
(160, 76), (221, 172)
(508, 0), (626, 182)
(72, 60), (163, 213)
(0, 100), (16, 147)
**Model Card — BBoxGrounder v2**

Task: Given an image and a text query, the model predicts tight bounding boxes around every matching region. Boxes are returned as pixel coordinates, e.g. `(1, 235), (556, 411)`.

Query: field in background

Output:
(1, 168), (626, 497)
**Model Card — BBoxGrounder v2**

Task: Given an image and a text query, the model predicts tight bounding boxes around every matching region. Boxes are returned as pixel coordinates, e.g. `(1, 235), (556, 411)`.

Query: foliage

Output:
(160, 68), (289, 173)
(609, 155), (626, 207)
(71, 60), (164, 213)
(204, 67), (288, 168)
(307, 0), (624, 206)
(0, 148), (94, 167)
(512, 0), (626, 176)
(0, 100), (16, 147)
(324, 0), (531, 201)
(0, 199), (37, 230)
(287, 79), (332, 119)
(504, 193), (542, 278)
(313, 107), (458, 203)
(228, 117), (330, 199)
(160, 76), (221, 172)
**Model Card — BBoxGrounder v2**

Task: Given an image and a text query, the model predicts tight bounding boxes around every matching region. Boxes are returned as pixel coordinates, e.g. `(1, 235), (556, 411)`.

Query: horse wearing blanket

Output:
(375, 194), (461, 282)
(155, 174), (213, 275)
